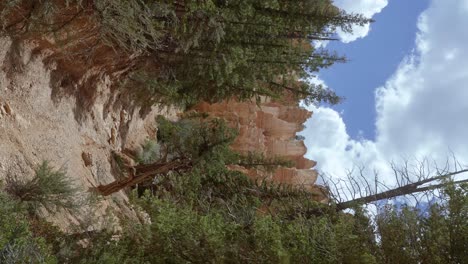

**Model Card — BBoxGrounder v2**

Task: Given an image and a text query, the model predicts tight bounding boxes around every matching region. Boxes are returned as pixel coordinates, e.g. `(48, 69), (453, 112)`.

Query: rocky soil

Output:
(0, 37), (179, 230)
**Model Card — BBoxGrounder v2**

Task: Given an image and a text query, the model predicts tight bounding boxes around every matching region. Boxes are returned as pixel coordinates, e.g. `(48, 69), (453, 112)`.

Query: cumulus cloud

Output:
(374, 0), (468, 162)
(301, 105), (389, 182)
(303, 0), (468, 188)
(333, 0), (388, 43)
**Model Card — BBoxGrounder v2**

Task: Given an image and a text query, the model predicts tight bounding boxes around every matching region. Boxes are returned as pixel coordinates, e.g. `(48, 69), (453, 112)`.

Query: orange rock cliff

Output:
(194, 96), (319, 190)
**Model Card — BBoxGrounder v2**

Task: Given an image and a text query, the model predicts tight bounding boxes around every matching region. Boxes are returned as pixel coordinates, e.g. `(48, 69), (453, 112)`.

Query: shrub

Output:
(4, 161), (79, 215)
(136, 140), (161, 165)
(0, 192), (56, 263)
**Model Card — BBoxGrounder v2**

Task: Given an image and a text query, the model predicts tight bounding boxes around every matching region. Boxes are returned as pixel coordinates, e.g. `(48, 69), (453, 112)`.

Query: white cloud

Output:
(333, 0), (388, 43)
(303, 0), (468, 190)
(375, 0), (468, 161)
(301, 105), (389, 184)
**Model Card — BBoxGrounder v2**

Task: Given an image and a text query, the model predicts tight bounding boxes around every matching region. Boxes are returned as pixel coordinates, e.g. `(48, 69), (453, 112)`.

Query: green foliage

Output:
(377, 206), (421, 263)
(94, 0), (169, 53)
(0, 0), (85, 37)
(79, 194), (381, 263)
(136, 140), (161, 165)
(0, 192), (57, 263)
(155, 114), (238, 164)
(126, 0), (357, 106)
(4, 161), (79, 215)
(238, 151), (293, 173)
(153, 115), (293, 171)
(76, 116), (382, 263)
(126, 71), (199, 109)
(74, 178), (467, 263)
(1, 0), (363, 108)
(237, 152), (293, 172)
(0, 119), (464, 263)
(376, 183), (468, 264)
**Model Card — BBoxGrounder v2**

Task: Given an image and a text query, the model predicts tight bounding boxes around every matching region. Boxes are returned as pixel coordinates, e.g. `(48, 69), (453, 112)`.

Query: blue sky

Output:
(302, 0), (468, 189)
(320, 0), (430, 140)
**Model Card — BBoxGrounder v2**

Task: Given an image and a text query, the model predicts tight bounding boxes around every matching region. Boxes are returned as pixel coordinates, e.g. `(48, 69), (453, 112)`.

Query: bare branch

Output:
(335, 168), (468, 210)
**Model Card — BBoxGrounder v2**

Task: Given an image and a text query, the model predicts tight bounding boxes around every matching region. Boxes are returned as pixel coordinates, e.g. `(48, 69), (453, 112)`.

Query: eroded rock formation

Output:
(194, 97), (319, 189)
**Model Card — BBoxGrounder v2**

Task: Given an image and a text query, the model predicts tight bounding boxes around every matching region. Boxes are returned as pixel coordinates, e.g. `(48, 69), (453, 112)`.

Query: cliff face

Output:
(0, 36), (179, 229)
(194, 97), (319, 189)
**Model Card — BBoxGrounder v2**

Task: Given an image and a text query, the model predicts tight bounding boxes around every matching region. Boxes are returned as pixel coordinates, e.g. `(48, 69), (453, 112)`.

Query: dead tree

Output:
(320, 157), (468, 211)
(335, 169), (468, 210)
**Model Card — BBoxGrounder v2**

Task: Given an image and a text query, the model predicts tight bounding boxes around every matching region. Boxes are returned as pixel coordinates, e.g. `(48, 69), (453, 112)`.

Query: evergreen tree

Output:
(2, 0), (366, 107)
(140, 0), (365, 106)
(375, 183), (467, 264)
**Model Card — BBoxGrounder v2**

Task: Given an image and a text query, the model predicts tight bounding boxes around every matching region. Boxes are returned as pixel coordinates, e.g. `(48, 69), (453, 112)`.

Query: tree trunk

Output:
(96, 160), (187, 196)
(336, 169), (468, 210)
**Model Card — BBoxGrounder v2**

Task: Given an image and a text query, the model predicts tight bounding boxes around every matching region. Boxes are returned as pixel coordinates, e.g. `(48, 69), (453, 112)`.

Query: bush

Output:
(4, 161), (79, 215)
(376, 183), (468, 264)
(0, 192), (57, 263)
(136, 140), (161, 165)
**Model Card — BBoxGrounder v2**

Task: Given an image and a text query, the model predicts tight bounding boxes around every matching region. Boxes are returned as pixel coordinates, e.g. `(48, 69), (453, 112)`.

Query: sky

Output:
(301, 0), (468, 192)
(320, 0), (429, 140)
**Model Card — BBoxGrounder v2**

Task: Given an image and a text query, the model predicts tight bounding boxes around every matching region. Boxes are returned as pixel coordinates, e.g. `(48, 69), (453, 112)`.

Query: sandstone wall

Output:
(194, 97), (319, 189)
(0, 37), (179, 230)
